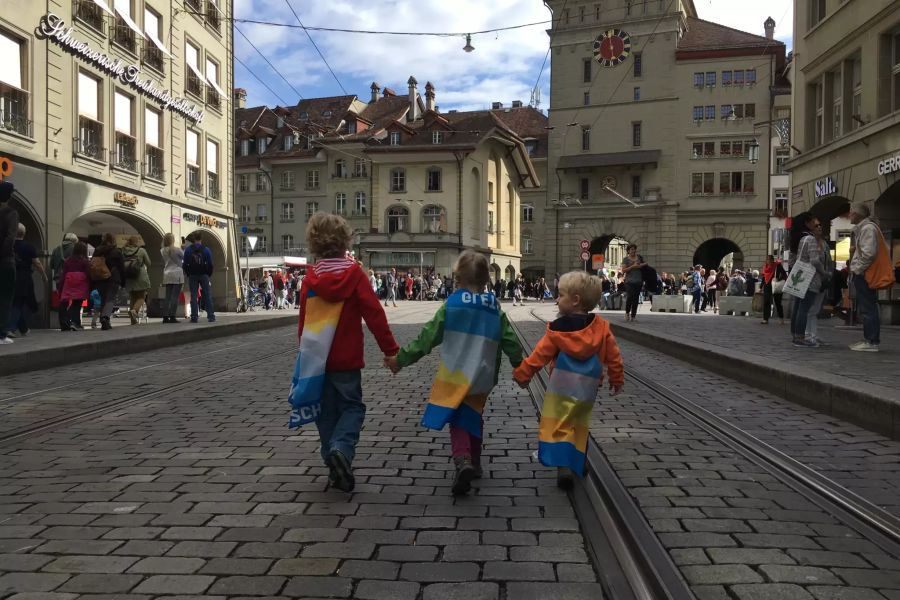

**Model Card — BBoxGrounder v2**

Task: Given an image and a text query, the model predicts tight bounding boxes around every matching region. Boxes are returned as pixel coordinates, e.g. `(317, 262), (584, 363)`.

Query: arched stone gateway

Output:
(9, 189), (48, 329)
(504, 264), (516, 282)
(693, 238), (744, 273)
(875, 180), (900, 252)
(587, 235), (633, 272)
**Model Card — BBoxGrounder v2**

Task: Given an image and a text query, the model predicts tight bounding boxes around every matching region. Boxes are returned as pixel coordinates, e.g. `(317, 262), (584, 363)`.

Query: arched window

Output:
(423, 205), (447, 233)
(390, 168), (406, 192)
(387, 206), (409, 234)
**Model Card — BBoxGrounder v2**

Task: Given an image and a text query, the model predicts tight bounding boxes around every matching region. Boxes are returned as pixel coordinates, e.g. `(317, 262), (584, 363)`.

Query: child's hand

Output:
(384, 355), (400, 374)
(610, 383), (622, 396)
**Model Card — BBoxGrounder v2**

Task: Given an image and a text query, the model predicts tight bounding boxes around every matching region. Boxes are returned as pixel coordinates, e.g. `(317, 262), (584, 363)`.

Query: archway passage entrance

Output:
(876, 180), (900, 262)
(186, 230), (230, 312)
(693, 238), (743, 273)
(588, 235), (632, 272)
(809, 195), (852, 240)
(504, 265), (516, 282)
(10, 190), (48, 329)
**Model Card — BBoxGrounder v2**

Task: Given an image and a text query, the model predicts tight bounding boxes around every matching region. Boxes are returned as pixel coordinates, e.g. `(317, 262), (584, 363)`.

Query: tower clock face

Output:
(593, 29), (632, 67)
(601, 176), (617, 190)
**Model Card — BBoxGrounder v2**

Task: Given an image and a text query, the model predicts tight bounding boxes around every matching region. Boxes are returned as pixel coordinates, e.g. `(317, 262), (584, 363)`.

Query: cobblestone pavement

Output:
(514, 315), (900, 600)
(0, 304), (604, 600)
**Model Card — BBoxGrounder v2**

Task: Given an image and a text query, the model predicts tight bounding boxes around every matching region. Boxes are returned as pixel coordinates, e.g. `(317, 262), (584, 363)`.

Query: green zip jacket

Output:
(396, 304), (524, 385)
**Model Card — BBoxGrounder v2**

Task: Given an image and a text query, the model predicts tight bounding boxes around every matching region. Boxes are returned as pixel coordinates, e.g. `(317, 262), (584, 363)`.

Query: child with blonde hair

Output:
(289, 212), (399, 492)
(385, 250), (523, 495)
(514, 271), (624, 489)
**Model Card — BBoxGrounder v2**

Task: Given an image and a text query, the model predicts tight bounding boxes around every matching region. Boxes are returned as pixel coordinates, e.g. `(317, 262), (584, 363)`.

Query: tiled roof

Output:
(678, 17), (782, 51)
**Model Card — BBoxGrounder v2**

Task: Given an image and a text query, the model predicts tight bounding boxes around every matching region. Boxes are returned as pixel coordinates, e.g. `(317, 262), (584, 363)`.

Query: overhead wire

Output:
(283, 0), (349, 95)
(234, 55), (290, 106)
(234, 25), (305, 100)
(530, 0), (569, 108)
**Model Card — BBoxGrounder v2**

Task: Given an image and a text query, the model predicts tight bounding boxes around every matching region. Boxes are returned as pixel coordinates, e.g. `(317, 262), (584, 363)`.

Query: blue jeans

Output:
(790, 289), (819, 337)
(188, 274), (214, 320)
(854, 275), (880, 345)
(316, 370), (365, 464)
(164, 283), (182, 318)
(692, 289), (703, 313)
(8, 302), (31, 335)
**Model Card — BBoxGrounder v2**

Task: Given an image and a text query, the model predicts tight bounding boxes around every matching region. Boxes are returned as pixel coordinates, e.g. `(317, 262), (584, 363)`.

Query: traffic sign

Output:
(579, 239), (590, 250)
(580, 251), (590, 261)
(241, 225), (248, 234)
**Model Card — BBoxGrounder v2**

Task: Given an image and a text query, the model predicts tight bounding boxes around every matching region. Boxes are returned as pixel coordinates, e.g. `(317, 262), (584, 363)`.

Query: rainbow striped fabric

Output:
(421, 290), (501, 437)
(538, 352), (602, 474)
(288, 289), (344, 428)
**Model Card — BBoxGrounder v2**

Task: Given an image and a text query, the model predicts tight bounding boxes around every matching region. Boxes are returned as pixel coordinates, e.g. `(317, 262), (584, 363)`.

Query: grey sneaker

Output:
(849, 341), (879, 352)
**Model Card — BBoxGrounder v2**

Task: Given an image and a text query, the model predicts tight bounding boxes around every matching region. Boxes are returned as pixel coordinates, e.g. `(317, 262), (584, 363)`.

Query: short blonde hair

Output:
(307, 212), (352, 258)
(559, 271), (603, 311)
(453, 250), (490, 288)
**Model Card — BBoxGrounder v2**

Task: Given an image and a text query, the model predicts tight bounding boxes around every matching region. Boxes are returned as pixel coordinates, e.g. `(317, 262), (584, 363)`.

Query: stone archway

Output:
(587, 234), (634, 272)
(875, 181), (900, 261)
(490, 262), (501, 284)
(693, 238), (744, 272)
(9, 189), (48, 329)
(186, 230), (230, 312)
(809, 194), (852, 240)
(504, 264), (516, 282)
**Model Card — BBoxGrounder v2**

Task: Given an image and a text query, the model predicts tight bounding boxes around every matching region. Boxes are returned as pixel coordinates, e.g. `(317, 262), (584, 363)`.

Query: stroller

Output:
(425, 284), (440, 301)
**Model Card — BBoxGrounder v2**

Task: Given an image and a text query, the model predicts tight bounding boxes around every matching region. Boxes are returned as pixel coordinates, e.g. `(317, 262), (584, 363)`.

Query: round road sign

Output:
(579, 239), (590, 250)
(580, 251), (590, 261)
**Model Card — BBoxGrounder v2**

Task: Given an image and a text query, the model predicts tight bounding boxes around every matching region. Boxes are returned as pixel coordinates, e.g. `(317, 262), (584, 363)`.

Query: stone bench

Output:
(652, 294), (692, 313)
(718, 295), (755, 316)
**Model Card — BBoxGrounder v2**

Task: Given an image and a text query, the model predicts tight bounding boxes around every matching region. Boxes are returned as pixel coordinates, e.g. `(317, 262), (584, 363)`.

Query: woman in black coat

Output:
(92, 233), (125, 330)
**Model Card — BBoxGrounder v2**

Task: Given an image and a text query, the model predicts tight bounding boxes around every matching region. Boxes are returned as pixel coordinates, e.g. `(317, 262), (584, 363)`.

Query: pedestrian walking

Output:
(761, 255), (786, 324)
(182, 231), (215, 323)
(122, 235), (151, 325)
(7, 223), (46, 337)
(848, 202), (895, 352)
(384, 267), (398, 307)
(620, 244), (645, 322)
(805, 226), (833, 345)
(289, 212), (399, 493)
(273, 270), (286, 309)
(0, 181), (18, 344)
(789, 213), (828, 348)
(385, 250), (523, 495)
(91, 233), (125, 331)
(58, 241), (90, 331)
(160, 233), (184, 323)
(513, 271), (623, 489)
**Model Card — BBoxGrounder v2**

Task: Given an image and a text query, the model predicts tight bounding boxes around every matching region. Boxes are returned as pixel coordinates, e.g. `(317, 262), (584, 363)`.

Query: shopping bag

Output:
(783, 261), (815, 299)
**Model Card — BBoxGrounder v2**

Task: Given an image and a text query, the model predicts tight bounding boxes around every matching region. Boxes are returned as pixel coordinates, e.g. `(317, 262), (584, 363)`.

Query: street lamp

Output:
(462, 34), (474, 53)
(747, 139), (760, 164)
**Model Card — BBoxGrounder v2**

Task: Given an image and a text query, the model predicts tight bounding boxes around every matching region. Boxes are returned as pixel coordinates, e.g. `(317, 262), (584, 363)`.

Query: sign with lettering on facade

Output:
(113, 192), (138, 207)
(36, 13), (205, 123)
(877, 154), (900, 176)
(183, 212), (228, 229)
(814, 177), (837, 199)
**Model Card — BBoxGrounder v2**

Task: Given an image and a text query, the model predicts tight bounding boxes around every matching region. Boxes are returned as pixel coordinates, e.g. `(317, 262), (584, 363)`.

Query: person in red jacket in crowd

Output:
(295, 212), (399, 492)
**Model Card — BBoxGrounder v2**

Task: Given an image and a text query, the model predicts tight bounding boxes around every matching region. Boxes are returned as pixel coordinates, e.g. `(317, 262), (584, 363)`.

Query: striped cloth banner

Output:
(421, 290), (501, 438)
(538, 352), (602, 474)
(288, 289), (344, 428)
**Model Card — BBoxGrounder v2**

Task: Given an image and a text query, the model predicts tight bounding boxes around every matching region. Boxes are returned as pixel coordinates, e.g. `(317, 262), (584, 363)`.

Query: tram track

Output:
(515, 308), (900, 598)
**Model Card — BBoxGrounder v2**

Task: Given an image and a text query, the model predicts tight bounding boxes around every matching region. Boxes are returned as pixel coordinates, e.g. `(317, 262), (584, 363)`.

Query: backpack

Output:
(90, 255), (111, 281)
(185, 245), (210, 276)
(123, 250), (142, 280)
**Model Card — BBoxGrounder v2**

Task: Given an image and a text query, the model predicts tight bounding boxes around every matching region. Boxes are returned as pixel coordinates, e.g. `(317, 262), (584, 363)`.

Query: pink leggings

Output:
(449, 419), (483, 464)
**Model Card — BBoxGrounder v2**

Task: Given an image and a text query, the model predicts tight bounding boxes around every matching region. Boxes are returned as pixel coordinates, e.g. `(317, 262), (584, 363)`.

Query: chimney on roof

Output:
(511, 100), (523, 108)
(764, 16), (775, 40)
(425, 81), (435, 113)
(492, 101), (503, 110)
(407, 76), (419, 122)
(370, 82), (380, 103)
(233, 88), (247, 109)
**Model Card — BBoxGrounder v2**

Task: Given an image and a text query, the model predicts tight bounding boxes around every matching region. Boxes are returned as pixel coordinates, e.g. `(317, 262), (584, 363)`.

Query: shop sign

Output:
(877, 154), (900, 176)
(113, 192), (138, 207)
(0, 156), (12, 181)
(183, 211), (227, 229)
(171, 215), (181, 224)
(36, 13), (204, 123)
(814, 176), (837, 199)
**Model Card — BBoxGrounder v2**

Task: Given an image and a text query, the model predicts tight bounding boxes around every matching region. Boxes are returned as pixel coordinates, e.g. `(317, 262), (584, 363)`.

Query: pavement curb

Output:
(0, 315), (297, 377)
(610, 322), (900, 441)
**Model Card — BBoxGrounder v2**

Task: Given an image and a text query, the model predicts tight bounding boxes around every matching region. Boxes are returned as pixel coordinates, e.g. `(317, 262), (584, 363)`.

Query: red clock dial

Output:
(592, 29), (632, 67)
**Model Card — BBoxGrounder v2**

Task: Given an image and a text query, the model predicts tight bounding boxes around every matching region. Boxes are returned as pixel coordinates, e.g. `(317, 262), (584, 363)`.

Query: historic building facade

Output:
(540, 0), (786, 276)
(233, 80), (542, 279)
(0, 0), (238, 315)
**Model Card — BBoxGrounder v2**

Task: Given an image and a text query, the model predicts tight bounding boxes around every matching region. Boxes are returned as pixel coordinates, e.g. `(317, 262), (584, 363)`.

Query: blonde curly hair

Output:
(306, 212), (352, 258)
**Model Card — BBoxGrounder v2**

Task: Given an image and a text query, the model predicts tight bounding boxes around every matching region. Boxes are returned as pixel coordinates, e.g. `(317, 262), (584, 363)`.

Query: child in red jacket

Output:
(291, 212), (399, 492)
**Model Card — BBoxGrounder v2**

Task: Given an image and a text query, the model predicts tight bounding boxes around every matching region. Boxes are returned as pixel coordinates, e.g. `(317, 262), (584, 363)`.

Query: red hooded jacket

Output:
(297, 258), (399, 370)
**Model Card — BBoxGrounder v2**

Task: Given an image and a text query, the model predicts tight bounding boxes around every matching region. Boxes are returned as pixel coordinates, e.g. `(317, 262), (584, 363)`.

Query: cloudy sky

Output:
(233, 0), (793, 111)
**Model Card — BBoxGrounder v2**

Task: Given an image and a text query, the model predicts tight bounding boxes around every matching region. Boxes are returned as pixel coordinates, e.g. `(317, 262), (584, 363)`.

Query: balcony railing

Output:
(333, 209), (347, 217)
(206, 86), (221, 110)
(74, 0), (105, 32)
(144, 145), (164, 180)
(255, 215), (268, 222)
(0, 84), (32, 138)
(207, 172), (219, 199)
(114, 132), (138, 172)
(142, 44), (164, 73)
(75, 116), (106, 161)
(352, 169), (368, 178)
(280, 215), (295, 223)
(111, 20), (137, 54)
(186, 70), (204, 98)
(185, 0), (202, 12)
(205, 0), (221, 30)
(187, 165), (202, 194)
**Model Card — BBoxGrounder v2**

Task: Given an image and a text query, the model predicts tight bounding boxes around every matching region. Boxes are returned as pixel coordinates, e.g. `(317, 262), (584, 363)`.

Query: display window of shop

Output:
(144, 107), (163, 180)
(207, 139), (219, 199)
(0, 29), (30, 138)
(186, 129), (202, 194)
(113, 91), (136, 172)
(77, 71), (104, 161)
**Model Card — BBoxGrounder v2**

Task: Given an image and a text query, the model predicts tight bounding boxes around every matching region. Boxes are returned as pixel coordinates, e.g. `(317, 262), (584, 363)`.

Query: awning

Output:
(145, 30), (172, 58)
(91, 0), (115, 17)
(284, 256), (307, 266)
(114, 5), (146, 39)
(205, 74), (226, 97)
(557, 149), (661, 170)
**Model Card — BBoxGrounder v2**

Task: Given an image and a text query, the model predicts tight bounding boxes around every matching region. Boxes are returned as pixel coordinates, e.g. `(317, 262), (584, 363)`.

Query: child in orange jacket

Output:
(514, 271), (624, 489)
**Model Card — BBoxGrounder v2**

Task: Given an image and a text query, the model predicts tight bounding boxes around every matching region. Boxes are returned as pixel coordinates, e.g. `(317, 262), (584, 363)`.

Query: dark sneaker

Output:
(451, 456), (477, 495)
(473, 464), (483, 479)
(326, 450), (355, 492)
(557, 467), (575, 490)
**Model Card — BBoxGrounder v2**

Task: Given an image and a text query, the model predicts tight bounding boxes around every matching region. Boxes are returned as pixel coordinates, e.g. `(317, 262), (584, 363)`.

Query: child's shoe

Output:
(326, 450), (355, 492)
(557, 467), (575, 490)
(451, 456), (477, 495)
